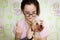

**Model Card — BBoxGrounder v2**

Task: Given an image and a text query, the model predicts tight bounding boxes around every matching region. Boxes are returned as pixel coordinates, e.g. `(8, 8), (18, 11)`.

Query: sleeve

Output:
(13, 19), (22, 35)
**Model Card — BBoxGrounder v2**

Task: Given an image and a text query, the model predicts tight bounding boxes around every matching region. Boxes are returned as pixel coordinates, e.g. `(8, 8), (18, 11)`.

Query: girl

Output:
(15, 0), (49, 40)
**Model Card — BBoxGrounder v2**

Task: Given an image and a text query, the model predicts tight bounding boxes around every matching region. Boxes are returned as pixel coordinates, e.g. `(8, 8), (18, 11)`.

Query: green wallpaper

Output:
(0, 0), (60, 40)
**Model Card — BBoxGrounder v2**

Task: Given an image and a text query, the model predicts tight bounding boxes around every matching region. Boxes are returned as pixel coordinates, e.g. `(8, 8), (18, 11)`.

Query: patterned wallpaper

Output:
(0, 0), (60, 40)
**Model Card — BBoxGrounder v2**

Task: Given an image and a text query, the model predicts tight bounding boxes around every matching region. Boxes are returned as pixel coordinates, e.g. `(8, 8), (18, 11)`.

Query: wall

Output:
(0, 0), (60, 40)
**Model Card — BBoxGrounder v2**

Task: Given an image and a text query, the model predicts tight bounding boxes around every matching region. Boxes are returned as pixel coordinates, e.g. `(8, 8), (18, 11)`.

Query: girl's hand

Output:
(27, 28), (34, 39)
(15, 23), (22, 40)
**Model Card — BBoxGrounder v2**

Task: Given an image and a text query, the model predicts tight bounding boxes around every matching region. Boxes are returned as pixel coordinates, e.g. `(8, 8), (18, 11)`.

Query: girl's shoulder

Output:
(17, 18), (26, 28)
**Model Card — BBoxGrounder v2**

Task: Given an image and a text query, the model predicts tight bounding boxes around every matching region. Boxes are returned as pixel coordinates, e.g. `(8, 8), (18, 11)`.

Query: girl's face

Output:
(23, 4), (37, 22)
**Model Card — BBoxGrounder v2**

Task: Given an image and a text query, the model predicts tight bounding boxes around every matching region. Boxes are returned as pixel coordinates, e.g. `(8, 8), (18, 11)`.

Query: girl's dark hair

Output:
(21, 0), (40, 15)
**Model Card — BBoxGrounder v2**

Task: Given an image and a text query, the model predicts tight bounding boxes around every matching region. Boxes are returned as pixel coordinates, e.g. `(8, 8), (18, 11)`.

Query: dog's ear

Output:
(40, 20), (43, 25)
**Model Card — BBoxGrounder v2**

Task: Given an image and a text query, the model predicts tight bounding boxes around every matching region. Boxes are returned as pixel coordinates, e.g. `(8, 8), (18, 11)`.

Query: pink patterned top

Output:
(15, 17), (50, 39)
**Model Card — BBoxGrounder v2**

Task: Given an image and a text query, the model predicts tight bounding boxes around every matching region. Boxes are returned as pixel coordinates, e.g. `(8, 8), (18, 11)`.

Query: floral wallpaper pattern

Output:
(0, 0), (60, 40)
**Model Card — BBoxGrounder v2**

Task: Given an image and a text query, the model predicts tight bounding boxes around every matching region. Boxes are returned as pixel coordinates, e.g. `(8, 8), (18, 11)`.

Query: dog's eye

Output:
(36, 23), (38, 25)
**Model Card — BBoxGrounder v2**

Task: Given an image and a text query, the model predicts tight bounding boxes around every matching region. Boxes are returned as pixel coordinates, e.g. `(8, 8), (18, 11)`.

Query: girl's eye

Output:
(33, 11), (36, 14)
(25, 12), (29, 14)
